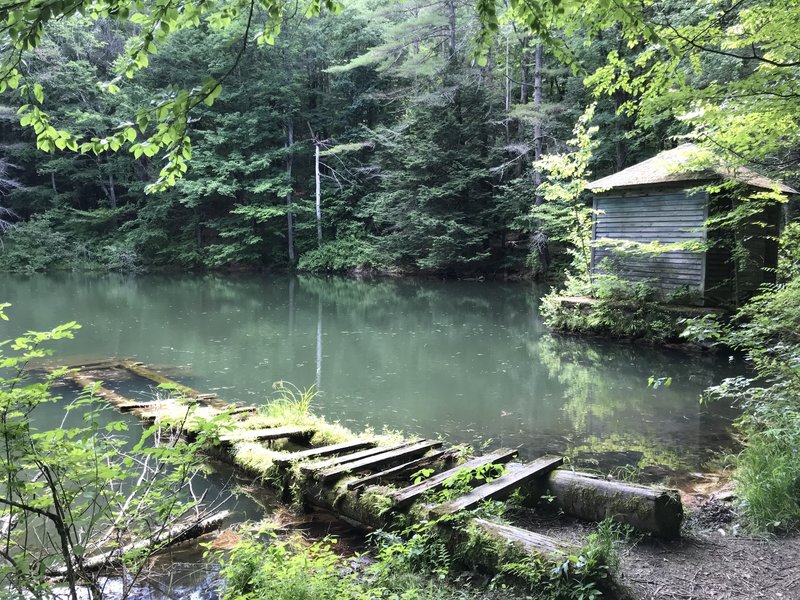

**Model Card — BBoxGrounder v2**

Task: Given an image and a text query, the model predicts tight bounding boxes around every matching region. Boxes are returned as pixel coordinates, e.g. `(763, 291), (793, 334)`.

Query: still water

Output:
(0, 272), (743, 479)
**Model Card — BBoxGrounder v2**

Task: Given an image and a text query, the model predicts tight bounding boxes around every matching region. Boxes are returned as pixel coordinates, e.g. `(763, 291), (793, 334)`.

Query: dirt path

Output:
(512, 500), (800, 600)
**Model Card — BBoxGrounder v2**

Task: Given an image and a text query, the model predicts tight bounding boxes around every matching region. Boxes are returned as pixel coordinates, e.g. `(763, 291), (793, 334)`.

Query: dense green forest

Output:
(1, 1), (800, 597)
(3, 0), (795, 276)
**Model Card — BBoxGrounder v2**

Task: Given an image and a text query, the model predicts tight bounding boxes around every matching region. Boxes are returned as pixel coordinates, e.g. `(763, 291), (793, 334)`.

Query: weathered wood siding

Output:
(591, 189), (707, 295)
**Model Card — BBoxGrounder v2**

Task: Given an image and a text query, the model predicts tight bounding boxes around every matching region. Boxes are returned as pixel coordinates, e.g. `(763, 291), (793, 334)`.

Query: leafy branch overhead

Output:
(0, 0), (343, 193)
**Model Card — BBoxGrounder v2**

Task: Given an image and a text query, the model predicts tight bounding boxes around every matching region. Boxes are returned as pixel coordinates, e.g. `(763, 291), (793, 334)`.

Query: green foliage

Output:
(688, 279), (800, 531)
(533, 105), (598, 279)
(777, 220), (800, 282)
(297, 236), (380, 273)
(541, 274), (683, 342)
(219, 534), (364, 600)
(0, 306), (216, 598)
(0, 215), (72, 272)
(218, 529), (487, 600)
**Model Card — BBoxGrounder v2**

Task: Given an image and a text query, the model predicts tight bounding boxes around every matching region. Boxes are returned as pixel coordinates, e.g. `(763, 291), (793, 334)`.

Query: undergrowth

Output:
(541, 273), (696, 342)
(217, 515), (627, 600)
(685, 277), (800, 532)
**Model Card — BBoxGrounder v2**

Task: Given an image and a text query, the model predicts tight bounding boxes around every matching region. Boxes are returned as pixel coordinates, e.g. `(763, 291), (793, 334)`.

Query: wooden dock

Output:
(59, 359), (685, 566)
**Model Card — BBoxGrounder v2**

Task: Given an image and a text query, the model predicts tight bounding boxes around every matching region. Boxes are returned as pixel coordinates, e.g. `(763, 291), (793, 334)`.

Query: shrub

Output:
(0, 216), (73, 272)
(540, 273), (681, 342)
(298, 236), (380, 273)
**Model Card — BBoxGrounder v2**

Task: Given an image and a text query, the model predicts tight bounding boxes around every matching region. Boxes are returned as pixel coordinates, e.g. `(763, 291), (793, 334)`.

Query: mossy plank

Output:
(315, 440), (444, 482)
(118, 360), (205, 399)
(298, 441), (416, 474)
(346, 450), (449, 491)
(219, 426), (314, 443)
(432, 456), (563, 516)
(391, 448), (518, 508)
(65, 371), (135, 408)
(274, 440), (376, 466)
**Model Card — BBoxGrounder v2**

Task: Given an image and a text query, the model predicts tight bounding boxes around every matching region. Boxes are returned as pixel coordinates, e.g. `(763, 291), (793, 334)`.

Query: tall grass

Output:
(261, 381), (316, 422)
(734, 399), (800, 531)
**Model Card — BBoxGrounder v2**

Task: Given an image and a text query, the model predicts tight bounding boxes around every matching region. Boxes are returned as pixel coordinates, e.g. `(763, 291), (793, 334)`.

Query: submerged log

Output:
(49, 510), (231, 577)
(118, 360), (208, 400)
(543, 470), (683, 539)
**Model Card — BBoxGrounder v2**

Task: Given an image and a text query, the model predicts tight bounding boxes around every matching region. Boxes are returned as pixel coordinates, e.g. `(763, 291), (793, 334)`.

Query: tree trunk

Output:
(533, 43), (543, 203)
(519, 36), (530, 104)
(530, 43), (549, 274)
(315, 142), (322, 247)
(286, 120), (295, 262)
(446, 0), (457, 59)
(107, 174), (117, 210)
(504, 35), (510, 143)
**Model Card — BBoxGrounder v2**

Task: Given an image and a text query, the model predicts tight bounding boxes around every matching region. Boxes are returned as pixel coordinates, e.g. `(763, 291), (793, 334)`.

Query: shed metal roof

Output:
(587, 143), (798, 194)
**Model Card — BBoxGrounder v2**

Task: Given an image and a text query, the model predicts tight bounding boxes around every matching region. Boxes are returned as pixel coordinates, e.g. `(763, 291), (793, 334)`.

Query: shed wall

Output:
(591, 189), (707, 295)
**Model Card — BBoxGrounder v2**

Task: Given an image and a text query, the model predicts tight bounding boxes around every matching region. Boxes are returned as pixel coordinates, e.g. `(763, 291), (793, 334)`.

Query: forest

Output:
(0, 0), (799, 598)
(1, 0), (794, 277)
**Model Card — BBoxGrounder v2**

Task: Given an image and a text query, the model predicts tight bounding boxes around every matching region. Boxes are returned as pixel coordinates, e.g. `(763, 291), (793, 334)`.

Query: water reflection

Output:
(0, 272), (743, 478)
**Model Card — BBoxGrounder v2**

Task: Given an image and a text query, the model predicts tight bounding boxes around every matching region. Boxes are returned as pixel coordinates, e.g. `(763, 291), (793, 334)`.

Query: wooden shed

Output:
(587, 144), (797, 306)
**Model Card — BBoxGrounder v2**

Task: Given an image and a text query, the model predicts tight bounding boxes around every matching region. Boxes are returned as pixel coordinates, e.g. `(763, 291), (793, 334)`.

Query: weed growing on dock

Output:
(263, 382), (317, 422)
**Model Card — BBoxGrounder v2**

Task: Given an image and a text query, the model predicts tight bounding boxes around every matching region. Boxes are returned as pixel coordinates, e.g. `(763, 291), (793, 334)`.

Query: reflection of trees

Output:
(531, 333), (739, 472)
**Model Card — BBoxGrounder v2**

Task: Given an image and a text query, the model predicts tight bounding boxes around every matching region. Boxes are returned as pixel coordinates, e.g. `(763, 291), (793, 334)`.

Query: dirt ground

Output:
(514, 494), (800, 600)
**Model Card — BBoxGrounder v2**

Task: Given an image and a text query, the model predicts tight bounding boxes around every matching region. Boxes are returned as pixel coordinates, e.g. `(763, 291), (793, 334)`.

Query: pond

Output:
(0, 272), (744, 482)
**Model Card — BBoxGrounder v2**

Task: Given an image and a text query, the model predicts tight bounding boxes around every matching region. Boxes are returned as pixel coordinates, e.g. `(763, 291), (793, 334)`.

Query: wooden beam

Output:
(118, 360), (206, 399)
(68, 359), (123, 371)
(298, 441), (416, 474)
(219, 426), (314, 443)
(227, 405), (258, 417)
(273, 440), (376, 466)
(315, 440), (443, 482)
(390, 448), (518, 508)
(48, 510), (231, 578)
(346, 450), (449, 491)
(432, 456), (563, 516)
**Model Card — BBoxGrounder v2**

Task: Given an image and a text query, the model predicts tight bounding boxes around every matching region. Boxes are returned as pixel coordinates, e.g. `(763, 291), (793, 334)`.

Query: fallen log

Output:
(48, 510), (231, 577)
(543, 470), (683, 539)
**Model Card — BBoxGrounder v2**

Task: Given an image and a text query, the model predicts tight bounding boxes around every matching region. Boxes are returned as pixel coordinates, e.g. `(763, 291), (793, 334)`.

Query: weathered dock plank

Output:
(299, 441), (416, 474)
(315, 440), (444, 482)
(432, 455), (563, 515)
(390, 448), (518, 508)
(346, 450), (449, 491)
(118, 360), (206, 399)
(274, 440), (376, 466)
(219, 426), (314, 443)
